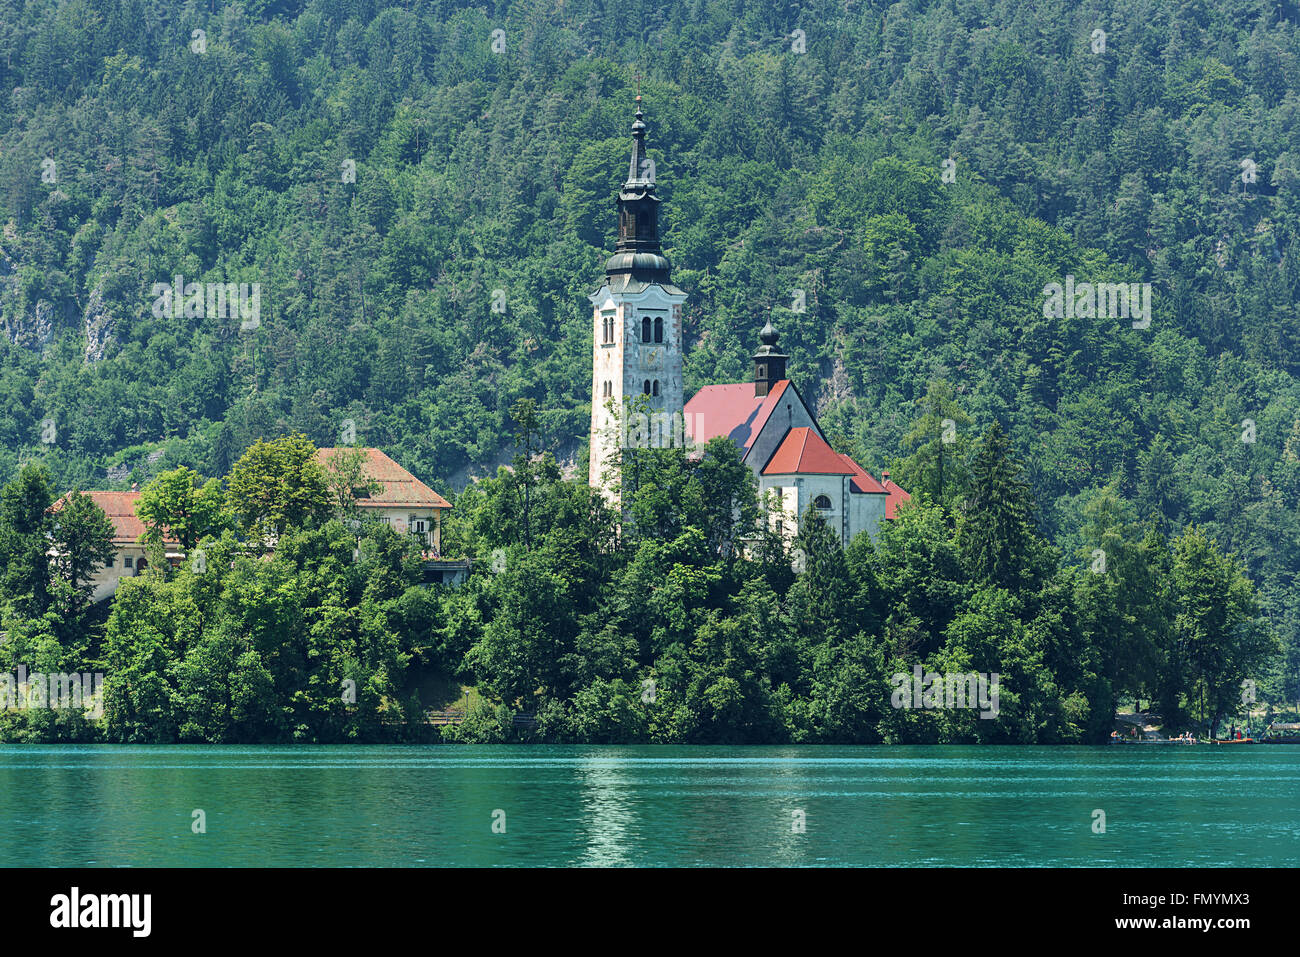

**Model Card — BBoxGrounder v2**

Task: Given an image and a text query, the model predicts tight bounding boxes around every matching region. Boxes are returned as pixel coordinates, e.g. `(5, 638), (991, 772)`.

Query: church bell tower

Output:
(588, 95), (687, 500)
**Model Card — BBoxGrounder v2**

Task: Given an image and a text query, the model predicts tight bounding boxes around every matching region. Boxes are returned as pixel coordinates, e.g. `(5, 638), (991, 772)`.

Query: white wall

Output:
(362, 506), (443, 551)
(588, 283), (687, 499)
(849, 491), (888, 544)
(87, 544), (151, 602)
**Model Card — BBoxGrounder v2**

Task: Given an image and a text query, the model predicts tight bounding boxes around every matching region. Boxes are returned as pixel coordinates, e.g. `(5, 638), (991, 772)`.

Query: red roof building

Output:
(583, 103), (906, 546)
(679, 321), (903, 546)
(50, 490), (178, 602)
(315, 447), (451, 556)
(315, 448), (451, 509)
(762, 428), (856, 476)
(53, 490), (153, 545)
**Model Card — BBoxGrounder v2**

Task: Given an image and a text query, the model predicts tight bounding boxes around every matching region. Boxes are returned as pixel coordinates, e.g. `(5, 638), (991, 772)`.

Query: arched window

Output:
(652, 380), (660, 396)
(641, 316), (651, 342)
(643, 380), (651, 395)
(653, 316), (663, 343)
(814, 494), (832, 511)
(603, 381), (611, 398)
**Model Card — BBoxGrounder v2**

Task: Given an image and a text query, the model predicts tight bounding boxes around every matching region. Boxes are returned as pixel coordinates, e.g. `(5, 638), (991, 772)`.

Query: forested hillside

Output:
(1, 0), (1298, 711)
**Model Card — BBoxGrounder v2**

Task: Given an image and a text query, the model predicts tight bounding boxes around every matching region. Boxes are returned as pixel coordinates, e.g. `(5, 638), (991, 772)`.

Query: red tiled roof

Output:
(762, 427), (856, 476)
(881, 473), (911, 519)
(315, 448), (451, 509)
(685, 380), (791, 453)
(52, 490), (165, 545)
(836, 453), (888, 494)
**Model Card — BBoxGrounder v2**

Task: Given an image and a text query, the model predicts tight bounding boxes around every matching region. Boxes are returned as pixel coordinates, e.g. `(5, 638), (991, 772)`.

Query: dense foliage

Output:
(0, 424), (1278, 743)
(0, 0), (1297, 737)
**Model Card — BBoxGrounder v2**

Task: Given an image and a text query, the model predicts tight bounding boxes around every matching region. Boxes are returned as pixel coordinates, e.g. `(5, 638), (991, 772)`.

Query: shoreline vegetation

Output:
(0, 422), (1283, 745)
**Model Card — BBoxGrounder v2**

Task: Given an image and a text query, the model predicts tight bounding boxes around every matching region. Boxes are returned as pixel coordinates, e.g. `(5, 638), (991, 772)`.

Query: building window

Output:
(814, 495), (832, 511)
(654, 316), (663, 343)
(652, 380), (660, 397)
(124, 555), (134, 569)
(641, 316), (651, 342)
(603, 380), (612, 398)
(643, 380), (651, 395)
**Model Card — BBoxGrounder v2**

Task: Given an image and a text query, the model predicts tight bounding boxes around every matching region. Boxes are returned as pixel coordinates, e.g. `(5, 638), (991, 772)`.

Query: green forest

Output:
(0, 0), (1298, 741)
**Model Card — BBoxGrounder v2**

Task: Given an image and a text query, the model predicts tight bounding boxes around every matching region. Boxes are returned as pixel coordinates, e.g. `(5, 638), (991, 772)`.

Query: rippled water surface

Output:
(1, 745), (1296, 866)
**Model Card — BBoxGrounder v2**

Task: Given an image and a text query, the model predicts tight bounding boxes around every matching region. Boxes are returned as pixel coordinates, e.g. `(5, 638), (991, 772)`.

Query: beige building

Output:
(315, 447), (451, 554)
(316, 447), (467, 585)
(65, 447), (463, 603)
(55, 490), (181, 603)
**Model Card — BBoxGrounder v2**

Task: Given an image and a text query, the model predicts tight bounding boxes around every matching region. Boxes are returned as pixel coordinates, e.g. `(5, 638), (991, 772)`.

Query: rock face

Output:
(2, 297), (56, 351)
(83, 285), (115, 363)
(0, 245), (57, 353)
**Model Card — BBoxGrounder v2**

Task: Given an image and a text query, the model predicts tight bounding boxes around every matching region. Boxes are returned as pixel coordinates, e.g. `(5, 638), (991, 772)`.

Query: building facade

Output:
(684, 332), (908, 546)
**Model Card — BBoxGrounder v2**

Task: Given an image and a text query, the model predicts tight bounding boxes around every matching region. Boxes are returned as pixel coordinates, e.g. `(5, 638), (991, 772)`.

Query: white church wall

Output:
(850, 491), (889, 545)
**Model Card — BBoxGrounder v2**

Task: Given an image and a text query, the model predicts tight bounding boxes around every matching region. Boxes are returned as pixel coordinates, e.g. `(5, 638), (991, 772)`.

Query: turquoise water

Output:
(1, 745), (1296, 866)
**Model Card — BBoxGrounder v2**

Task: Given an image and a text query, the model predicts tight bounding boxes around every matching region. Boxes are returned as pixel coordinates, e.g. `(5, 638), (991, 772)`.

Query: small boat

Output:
(1212, 737), (1256, 744)
(1261, 723), (1300, 744)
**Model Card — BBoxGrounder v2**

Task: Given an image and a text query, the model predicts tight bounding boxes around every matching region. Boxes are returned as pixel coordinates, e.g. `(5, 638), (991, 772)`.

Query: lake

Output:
(2, 745), (1296, 866)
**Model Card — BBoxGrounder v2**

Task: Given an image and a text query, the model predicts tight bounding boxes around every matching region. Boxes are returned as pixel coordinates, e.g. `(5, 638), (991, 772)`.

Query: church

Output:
(587, 98), (908, 545)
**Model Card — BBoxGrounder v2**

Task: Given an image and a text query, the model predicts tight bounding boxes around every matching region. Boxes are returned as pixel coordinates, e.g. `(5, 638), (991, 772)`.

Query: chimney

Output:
(881, 470), (890, 487)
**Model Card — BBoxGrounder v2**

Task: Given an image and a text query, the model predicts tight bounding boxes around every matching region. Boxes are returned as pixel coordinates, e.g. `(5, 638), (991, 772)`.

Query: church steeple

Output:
(588, 90), (687, 502)
(605, 94), (671, 287)
(753, 317), (788, 397)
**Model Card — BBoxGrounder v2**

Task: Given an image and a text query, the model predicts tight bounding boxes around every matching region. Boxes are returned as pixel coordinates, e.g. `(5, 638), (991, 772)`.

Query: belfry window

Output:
(643, 380), (651, 395)
(654, 316), (663, 343)
(652, 380), (660, 396)
(641, 316), (651, 342)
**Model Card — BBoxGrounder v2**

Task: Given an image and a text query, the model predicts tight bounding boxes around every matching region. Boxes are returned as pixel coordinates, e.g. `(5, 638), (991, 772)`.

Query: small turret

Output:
(752, 317), (788, 397)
